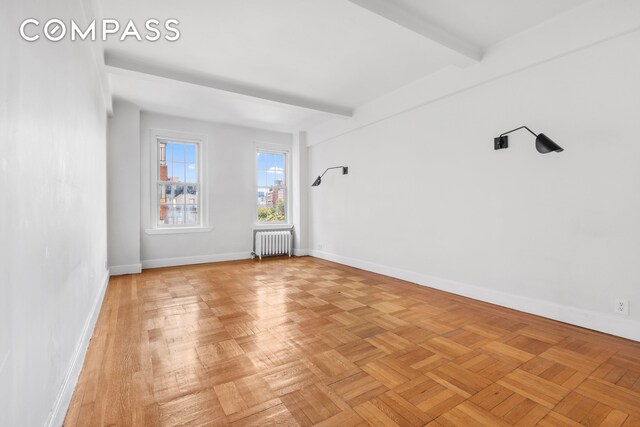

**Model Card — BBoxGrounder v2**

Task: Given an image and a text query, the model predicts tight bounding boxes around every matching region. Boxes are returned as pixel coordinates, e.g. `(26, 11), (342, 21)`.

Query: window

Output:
(157, 139), (200, 227)
(256, 150), (288, 223)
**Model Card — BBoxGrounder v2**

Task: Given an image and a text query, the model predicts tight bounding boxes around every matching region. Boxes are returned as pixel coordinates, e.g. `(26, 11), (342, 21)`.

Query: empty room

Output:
(3, 0), (640, 425)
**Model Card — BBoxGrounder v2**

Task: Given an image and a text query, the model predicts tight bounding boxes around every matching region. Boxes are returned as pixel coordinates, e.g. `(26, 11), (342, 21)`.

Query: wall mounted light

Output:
(311, 166), (348, 187)
(494, 126), (563, 153)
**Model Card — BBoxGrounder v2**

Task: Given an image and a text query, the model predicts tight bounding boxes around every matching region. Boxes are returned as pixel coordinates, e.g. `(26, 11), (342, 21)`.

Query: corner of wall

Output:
(292, 131), (309, 252)
(107, 100), (142, 271)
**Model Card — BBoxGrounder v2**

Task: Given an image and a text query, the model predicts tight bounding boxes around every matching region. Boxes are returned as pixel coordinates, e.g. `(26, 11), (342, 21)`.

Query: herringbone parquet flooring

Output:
(65, 257), (640, 426)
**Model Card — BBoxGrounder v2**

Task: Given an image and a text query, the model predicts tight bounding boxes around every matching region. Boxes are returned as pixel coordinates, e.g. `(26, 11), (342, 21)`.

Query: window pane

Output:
(167, 162), (177, 182)
(258, 170), (267, 187)
(160, 185), (183, 205)
(159, 164), (169, 181)
(266, 171), (276, 186)
(165, 144), (173, 163)
(173, 205), (184, 225)
(175, 163), (187, 182)
(185, 205), (198, 225)
(257, 187), (269, 209)
(159, 204), (170, 224)
(274, 171), (284, 186)
(268, 166), (284, 183)
(257, 152), (267, 169)
(257, 187), (286, 222)
(186, 163), (197, 182)
(186, 144), (196, 163)
(264, 153), (274, 170)
(159, 205), (183, 225)
(159, 184), (171, 204)
(159, 143), (169, 181)
(186, 185), (198, 204)
(172, 143), (185, 162)
(273, 153), (284, 169)
(172, 185), (185, 204)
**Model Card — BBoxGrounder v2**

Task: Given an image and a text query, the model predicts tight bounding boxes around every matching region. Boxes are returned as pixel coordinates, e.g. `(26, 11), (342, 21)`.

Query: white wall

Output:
(108, 100), (141, 274)
(308, 30), (640, 340)
(0, 0), (109, 425)
(139, 112), (292, 267)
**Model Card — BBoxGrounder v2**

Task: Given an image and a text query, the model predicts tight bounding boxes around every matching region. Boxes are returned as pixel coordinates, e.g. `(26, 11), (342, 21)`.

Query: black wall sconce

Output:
(494, 126), (563, 153)
(312, 166), (348, 186)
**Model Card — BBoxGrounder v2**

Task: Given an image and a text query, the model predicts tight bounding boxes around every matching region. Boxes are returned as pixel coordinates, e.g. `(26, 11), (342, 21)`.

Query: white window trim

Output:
(145, 226), (212, 235)
(252, 224), (293, 231)
(146, 129), (210, 234)
(254, 143), (292, 227)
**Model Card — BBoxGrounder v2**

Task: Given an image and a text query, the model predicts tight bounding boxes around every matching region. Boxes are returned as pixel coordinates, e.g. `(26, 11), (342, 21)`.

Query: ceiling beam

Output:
(347, 0), (483, 65)
(104, 51), (353, 119)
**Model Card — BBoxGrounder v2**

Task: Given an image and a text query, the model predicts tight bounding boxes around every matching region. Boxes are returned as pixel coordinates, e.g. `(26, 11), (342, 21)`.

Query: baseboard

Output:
(310, 250), (640, 342)
(109, 263), (142, 276)
(293, 249), (309, 256)
(142, 252), (251, 269)
(47, 269), (110, 427)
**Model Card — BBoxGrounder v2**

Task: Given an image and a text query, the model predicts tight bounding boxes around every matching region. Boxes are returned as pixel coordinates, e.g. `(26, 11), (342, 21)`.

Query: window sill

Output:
(252, 224), (293, 230)
(145, 226), (213, 235)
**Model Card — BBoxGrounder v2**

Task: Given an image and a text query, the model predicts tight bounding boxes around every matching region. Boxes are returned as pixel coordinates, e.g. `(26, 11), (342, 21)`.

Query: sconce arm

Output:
(319, 166), (347, 178)
(500, 126), (538, 138)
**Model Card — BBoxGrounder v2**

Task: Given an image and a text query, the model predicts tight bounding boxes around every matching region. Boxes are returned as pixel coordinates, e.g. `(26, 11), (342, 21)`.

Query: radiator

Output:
(254, 230), (293, 259)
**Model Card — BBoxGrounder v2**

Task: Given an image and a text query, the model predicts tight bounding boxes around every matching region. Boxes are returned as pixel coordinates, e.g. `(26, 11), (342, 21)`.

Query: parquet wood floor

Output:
(65, 257), (640, 426)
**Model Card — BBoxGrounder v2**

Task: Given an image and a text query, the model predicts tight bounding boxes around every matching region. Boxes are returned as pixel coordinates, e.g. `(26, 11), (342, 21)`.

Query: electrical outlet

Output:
(615, 299), (629, 315)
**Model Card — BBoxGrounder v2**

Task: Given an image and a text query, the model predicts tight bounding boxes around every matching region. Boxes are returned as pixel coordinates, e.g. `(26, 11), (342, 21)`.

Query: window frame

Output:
(148, 129), (210, 233)
(255, 145), (291, 226)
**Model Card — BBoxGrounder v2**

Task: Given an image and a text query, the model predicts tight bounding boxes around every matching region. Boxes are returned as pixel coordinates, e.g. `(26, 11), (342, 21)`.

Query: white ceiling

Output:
(101, 0), (589, 132)
(384, 0), (588, 49)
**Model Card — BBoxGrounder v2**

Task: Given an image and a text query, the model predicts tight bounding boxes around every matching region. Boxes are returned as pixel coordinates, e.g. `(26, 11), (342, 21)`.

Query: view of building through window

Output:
(257, 150), (287, 222)
(158, 140), (199, 226)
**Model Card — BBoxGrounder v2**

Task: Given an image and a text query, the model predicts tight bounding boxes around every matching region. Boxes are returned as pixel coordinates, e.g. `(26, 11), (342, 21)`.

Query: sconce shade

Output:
(312, 176), (322, 186)
(535, 133), (564, 153)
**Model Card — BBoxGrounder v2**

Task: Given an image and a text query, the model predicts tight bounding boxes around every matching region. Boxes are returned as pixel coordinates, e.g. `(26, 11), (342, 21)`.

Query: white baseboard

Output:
(142, 252), (251, 269)
(109, 263), (142, 276)
(47, 269), (111, 427)
(310, 250), (640, 342)
(293, 249), (309, 256)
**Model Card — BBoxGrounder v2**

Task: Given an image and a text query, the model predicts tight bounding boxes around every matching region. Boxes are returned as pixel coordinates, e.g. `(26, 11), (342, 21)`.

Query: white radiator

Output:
(254, 230), (293, 259)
